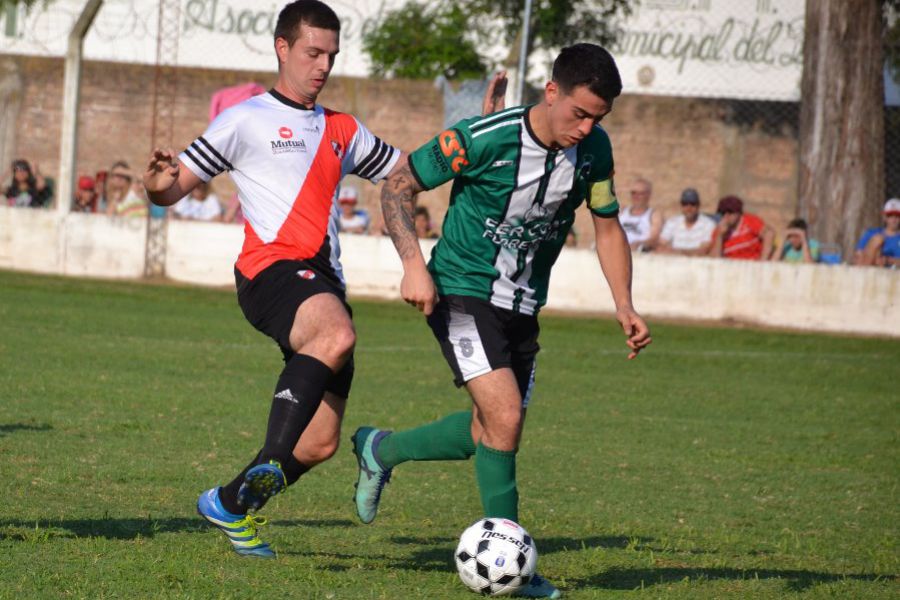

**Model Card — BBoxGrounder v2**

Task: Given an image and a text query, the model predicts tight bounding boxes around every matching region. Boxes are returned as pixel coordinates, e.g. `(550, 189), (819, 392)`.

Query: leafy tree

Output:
(363, 0), (633, 80)
(462, 0), (633, 59)
(362, 1), (486, 80)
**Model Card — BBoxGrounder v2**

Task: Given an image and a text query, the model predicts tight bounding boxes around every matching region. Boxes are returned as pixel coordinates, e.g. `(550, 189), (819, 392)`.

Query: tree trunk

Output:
(799, 0), (885, 258)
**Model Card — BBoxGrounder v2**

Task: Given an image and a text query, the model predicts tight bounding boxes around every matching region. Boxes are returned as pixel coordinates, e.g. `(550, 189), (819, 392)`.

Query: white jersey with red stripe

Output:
(179, 89), (400, 285)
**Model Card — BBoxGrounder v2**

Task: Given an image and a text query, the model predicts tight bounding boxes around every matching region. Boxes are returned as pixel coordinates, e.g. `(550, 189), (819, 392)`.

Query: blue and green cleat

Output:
(515, 574), (562, 599)
(196, 487), (276, 558)
(351, 426), (392, 524)
(237, 460), (286, 510)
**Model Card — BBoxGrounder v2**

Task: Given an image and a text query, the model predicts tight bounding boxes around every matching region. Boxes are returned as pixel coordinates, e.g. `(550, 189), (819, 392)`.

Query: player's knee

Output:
(483, 407), (523, 448)
(311, 325), (355, 364)
(329, 326), (356, 360)
(298, 434), (340, 465)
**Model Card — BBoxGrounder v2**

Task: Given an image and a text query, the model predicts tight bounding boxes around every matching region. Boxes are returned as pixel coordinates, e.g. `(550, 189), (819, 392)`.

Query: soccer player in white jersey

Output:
(143, 0), (408, 558)
(351, 45), (652, 598)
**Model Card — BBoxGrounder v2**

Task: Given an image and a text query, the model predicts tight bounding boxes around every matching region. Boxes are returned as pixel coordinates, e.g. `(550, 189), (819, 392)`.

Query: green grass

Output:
(0, 269), (897, 599)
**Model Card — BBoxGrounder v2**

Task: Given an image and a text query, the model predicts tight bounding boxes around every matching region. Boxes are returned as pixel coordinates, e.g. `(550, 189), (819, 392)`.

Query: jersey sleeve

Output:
(583, 126), (619, 217)
(179, 111), (238, 182)
(345, 119), (401, 183)
(407, 118), (477, 191)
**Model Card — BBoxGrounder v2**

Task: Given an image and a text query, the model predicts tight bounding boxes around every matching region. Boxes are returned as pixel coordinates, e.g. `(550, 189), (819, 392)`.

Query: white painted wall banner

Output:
(1, 0), (804, 101)
(608, 0), (804, 101)
(0, 0), (405, 77)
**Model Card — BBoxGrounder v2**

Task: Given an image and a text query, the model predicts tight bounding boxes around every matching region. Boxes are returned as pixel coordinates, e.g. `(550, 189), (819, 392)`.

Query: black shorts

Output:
(426, 294), (539, 405)
(235, 259), (354, 398)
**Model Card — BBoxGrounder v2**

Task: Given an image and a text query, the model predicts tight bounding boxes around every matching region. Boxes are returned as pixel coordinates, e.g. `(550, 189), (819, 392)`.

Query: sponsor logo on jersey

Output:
(279, 126), (293, 139)
(271, 138), (307, 154)
(438, 129), (468, 173)
(296, 269), (316, 280)
(491, 160), (514, 168)
(482, 214), (570, 250)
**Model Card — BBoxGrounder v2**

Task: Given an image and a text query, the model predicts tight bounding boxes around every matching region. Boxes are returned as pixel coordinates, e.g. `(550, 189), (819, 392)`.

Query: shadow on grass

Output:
(0, 422), (52, 436)
(0, 516), (353, 541)
(572, 567), (892, 592)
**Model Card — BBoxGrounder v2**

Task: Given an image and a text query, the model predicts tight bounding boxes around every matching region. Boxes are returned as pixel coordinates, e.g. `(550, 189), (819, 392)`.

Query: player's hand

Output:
(401, 263), (438, 316)
(616, 306), (651, 360)
(482, 71), (508, 116)
(143, 148), (179, 193)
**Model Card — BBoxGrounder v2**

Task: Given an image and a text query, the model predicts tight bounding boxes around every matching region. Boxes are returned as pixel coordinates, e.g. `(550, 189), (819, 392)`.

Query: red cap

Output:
(77, 175), (95, 191)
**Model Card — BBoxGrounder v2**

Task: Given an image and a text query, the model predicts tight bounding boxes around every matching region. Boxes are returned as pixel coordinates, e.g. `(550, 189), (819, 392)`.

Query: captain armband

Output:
(588, 178), (619, 217)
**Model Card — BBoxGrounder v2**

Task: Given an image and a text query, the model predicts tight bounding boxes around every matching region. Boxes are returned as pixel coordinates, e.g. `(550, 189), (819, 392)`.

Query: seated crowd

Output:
(5, 157), (898, 267)
(616, 175), (899, 268)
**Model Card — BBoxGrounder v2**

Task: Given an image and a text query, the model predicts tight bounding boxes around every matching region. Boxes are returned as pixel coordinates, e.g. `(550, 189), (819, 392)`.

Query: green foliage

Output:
(461, 0), (634, 56)
(362, 1), (486, 80)
(1, 269), (898, 598)
(886, 0), (900, 82)
(362, 0), (633, 80)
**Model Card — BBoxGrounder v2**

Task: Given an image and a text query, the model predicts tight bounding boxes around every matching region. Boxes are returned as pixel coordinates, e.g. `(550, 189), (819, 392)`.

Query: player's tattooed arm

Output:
(381, 155), (438, 315)
(381, 160), (424, 261)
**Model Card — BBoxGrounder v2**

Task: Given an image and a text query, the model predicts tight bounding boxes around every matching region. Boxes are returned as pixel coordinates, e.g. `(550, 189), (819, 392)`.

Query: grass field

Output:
(0, 269), (897, 599)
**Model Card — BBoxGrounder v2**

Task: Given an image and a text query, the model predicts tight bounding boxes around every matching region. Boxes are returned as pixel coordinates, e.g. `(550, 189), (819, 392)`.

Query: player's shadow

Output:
(0, 422), (52, 437)
(0, 517), (353, 542)
(573, 566), (889, 592)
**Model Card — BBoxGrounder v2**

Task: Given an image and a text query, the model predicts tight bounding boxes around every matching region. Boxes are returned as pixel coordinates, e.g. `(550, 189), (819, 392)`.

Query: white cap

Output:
(338, 186), (359, 203)
(884, 198), (900, 215)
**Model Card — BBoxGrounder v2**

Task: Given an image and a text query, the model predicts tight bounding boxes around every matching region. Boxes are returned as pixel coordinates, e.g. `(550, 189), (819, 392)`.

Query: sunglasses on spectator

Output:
(110, 171), (132, 181)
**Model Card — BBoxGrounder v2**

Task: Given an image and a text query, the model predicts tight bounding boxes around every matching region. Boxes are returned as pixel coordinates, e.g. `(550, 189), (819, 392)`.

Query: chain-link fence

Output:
(0, 0), (896, 269)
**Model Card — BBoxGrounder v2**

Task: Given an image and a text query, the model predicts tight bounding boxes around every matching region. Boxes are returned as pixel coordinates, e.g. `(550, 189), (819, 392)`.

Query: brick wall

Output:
(1, 55), (800, 244)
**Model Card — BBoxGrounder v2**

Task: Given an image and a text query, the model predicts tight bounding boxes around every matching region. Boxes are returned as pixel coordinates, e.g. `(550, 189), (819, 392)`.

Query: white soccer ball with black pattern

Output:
(454, 518), (538, 596)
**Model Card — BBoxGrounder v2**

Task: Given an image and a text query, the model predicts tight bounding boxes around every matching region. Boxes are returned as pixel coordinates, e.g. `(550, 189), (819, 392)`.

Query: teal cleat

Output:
(197, 487), (276, 558)
(515, 574), (562, 598)
(237, 460), (286, 511)
(351, 426), (392, 524)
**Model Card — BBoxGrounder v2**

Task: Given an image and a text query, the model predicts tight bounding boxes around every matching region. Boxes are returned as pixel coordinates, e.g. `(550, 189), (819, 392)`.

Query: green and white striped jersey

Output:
(408, 105), (619, 315)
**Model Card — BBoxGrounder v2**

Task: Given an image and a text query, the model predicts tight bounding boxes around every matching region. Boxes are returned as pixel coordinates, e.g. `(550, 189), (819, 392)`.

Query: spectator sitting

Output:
(854, 198), (900, 267)
(173, 181), (223, 221)
(709, 195), (775, 260)
(618, 176), (663, 252)
(337, 186), (369, 233)
(414, 206), (439, 239)
(71, 175), (98, 213)
(104, 161), (148, 218)
(778, 218), (820, 264)
(5, 159), (51, 208)
(658, 187), (716, 256)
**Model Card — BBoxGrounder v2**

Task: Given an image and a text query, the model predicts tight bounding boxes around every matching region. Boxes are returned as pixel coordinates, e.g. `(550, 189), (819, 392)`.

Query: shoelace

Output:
(240, 514), (269, 533)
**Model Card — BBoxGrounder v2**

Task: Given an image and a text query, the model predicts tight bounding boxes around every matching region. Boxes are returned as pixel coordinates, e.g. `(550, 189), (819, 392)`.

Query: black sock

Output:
(219, 450), (261, 515)
(219, 452), (311, 515)
(260, 353), (333, 467)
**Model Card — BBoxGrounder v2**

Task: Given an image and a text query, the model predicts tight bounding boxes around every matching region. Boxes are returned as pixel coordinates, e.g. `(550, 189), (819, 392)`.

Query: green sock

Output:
(475, 442), (518, 522)
(377, 410), (476, 469)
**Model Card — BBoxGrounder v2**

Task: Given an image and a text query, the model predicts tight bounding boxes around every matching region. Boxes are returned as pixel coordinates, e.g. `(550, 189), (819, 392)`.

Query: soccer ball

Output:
(454, 518), (538, 596)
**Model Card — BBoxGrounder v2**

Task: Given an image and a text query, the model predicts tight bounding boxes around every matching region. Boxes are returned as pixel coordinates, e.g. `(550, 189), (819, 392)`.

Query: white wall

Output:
(1, 206), (897, 337)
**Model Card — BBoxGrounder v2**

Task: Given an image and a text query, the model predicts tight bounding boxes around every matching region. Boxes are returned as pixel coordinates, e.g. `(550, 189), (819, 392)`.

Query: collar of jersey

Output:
(523, 105), (556, 153)
(268, 88), (315, 111)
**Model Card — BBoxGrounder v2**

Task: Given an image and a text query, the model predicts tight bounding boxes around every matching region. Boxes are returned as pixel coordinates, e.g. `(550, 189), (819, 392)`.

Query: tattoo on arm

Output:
(381, 165), (423, 260)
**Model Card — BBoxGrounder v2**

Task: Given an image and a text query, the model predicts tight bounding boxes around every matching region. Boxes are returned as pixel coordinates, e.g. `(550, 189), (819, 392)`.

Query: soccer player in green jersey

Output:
(352, 44), (651, 598)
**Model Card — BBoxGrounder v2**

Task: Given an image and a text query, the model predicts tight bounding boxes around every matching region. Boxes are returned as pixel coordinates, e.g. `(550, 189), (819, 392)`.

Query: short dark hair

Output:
(275, 0), (341, 46)
(552, 43), (622, 103)
(787, 218), (807, 230)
